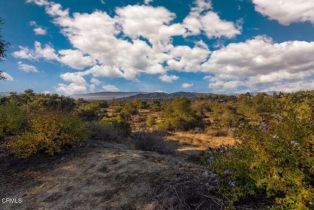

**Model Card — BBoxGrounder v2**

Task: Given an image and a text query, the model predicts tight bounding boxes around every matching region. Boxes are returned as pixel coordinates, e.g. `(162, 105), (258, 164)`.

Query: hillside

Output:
(72, 91), (219, 101)
(72, 92), (142, 101)
(1, 138), (227, 210)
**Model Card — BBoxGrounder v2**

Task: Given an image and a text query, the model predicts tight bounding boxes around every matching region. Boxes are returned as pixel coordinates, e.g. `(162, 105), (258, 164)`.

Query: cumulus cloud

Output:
(90, 77), (101, 86)
(167, 42), (210, 72)
(262, 80), (314, 92)
(25, 0), (240, 84)
(18, 61), (39, 73)
(58, 49), (95, 70)
(202, 36), (314, 93)
(25, 0), (314, 94)
(252, 0), (314, 25)
(1, 72), (14, 81)
(116, 5), (185, 50)
(144, 0), (153, 5)
(181, 82), (194, 89)
(34, 27), (47, 35)
(56, 72), (88, 95)
(13, 42), (95, 70)
(30, 21), (47, 35)
(57, 82), (87, 95)
(13, 41), (58, 60)
(183, 0), (241, 38)
(103, 84), (120, 92)
(159, 74), (179, 83)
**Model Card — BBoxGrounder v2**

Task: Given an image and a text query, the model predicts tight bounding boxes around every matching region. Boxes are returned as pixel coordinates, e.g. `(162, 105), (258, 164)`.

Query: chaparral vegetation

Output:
(0, 90), (313, 209)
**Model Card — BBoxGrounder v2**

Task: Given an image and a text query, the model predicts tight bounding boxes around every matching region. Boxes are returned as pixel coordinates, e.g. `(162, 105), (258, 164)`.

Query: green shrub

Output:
(101, 116), (131, 137)
(0, 103), (27, 140)
(150, 100), (161, 112)
(146, 115), (156, 128)
(120, 102), (139, 119)
(159, 97), (200, 131)
(76, 102), (104, 121)
(8, 112), (88, 158)
(206, 100), (314, 209)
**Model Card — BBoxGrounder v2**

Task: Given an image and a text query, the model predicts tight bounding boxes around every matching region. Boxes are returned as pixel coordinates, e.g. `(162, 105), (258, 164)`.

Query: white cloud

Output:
(167, 42), (210, 72)
(30, 21), (47, 35)
(34, 27), (47, 35)
(183, 0), (241, 38)
(116, 5), (185, 50)
(199, 12), (241, 38)
(144, 0), (153, 4)
(159, 74), (179, 83)
(252, 0), (314, 25)
(57, 82), (87, 95)
(103, 84), (120, 92)
(13, 42), (95, 70)
(12, 41), (58, 60)
(25, 0), (236, 83)
(26, 0), (49, 6)
(90, 77), (101, 86)
(56, 72), (87, 95)
(58, 49), (95, 70)
(181, 82), (194, 89)
(27, 0), (314, 94)
(202, 36), (314, 93)
(60, 72), (86, 84)
(262, 80), (314, 92)
(18, 61), (39, 73)
(1, 72), (14, 81)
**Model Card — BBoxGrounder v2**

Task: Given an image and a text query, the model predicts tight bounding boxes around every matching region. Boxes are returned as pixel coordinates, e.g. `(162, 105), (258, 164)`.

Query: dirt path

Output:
(0, 141), (220, 210)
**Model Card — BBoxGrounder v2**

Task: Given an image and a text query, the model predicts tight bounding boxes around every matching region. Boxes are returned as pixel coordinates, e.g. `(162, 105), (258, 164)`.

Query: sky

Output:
(0, 0), (314, 94)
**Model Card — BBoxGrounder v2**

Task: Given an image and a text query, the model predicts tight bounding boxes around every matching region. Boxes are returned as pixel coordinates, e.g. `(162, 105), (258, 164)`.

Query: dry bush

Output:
(206, 128), (229, 137)
(152, 170), (223, 210)
(87, 122), (126, 142)
(101, 116), (131, 137)
(133, 132), (175, 155)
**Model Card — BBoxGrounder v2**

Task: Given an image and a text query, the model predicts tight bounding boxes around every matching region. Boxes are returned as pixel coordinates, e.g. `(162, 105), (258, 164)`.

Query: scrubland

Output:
(0, 90), (313, 209)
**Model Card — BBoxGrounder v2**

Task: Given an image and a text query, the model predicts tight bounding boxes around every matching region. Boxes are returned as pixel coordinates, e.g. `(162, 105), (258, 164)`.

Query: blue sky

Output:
(1, 0), (314, 94)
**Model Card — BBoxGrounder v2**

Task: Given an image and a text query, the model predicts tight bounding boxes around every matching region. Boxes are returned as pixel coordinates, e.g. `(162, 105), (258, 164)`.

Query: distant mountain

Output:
(0, 92), (10, 98)
(72, 91), (218, 101)
(122, 92), (215, 100)
(72, 92), (142, 101)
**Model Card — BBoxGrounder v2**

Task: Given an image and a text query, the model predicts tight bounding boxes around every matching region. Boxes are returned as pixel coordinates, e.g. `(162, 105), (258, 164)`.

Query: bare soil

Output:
(0, 132), (232, 210)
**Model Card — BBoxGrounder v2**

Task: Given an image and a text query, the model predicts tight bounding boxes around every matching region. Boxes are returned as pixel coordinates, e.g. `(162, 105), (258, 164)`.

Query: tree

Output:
(0, 18), (9, 80)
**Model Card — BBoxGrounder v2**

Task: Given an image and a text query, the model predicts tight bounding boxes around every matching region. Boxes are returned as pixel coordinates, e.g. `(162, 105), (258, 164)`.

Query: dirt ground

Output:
(166, 131), (238, 155)
(0, 132), (233, 210)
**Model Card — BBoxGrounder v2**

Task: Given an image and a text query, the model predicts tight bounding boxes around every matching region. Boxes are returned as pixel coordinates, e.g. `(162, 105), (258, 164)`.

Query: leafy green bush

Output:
(159, 97), (200, 131)
(3, 90), (76, 112)
(150, 100), (162, 112)
(206, 98), (314, 209)
(8, 112), (88, 158)
(120, 102), (139, 119)
(101, 116), (131, 137)
(0, 103), (27, 140)
(146, 115), (156, 128)
(76, 102), (105, 121)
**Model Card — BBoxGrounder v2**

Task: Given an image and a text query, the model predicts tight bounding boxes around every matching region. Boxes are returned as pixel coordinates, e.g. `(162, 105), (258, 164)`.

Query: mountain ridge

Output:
(72, 91), (218, 101)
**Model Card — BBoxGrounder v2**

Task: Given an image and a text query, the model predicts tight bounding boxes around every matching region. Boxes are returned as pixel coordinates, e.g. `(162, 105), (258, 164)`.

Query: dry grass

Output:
(166, 131), (238, 154)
